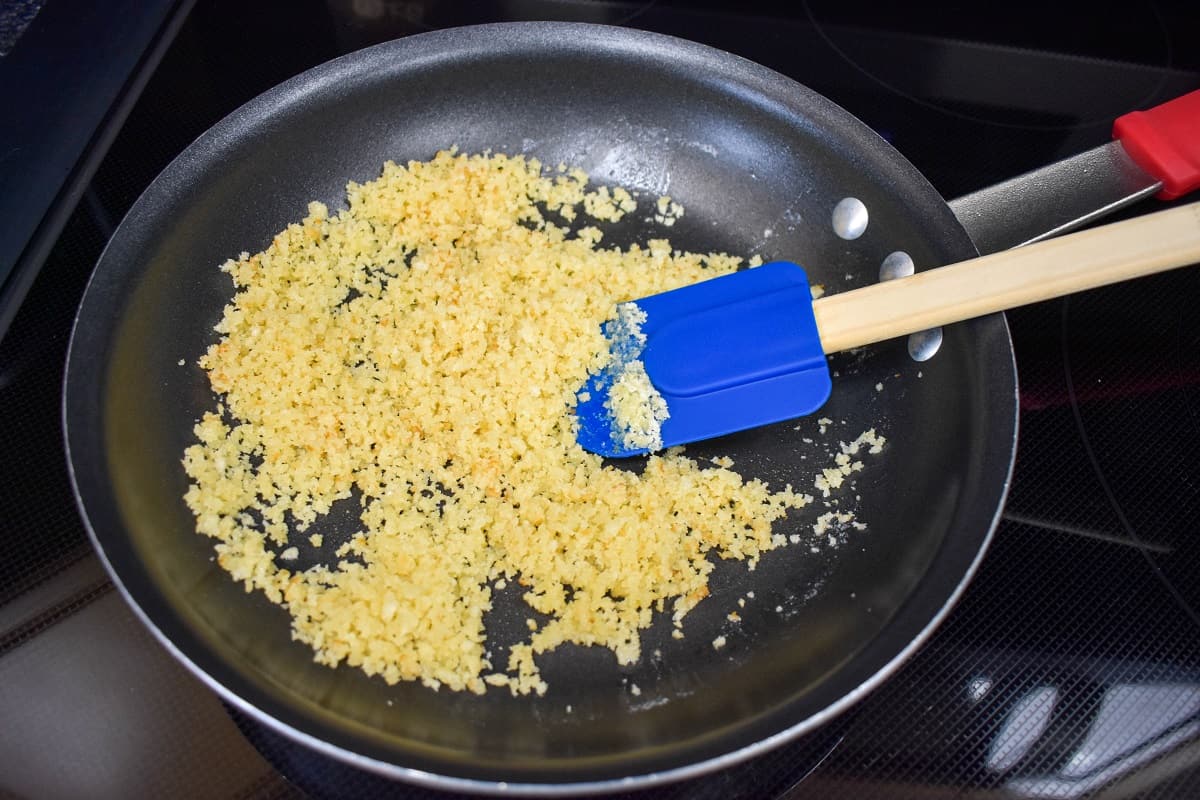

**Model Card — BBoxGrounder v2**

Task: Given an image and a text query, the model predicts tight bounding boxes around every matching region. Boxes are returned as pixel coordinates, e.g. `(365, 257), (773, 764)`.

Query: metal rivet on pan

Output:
(879, 251), (914, 282)
(908, 327), (943, 361)
(879, 251), (938, 361)
(831, 197), (868, 240)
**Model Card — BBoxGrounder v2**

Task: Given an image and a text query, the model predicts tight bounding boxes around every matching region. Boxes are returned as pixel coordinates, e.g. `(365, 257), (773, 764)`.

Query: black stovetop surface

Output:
(2, 2), (1200, 798)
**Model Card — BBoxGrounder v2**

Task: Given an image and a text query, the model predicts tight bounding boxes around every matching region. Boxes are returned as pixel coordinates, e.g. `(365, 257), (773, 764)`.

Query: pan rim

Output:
(63, 19), (1019, 795)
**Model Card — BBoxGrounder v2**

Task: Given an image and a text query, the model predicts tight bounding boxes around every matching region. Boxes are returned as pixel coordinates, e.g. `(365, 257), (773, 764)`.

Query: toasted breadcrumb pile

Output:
(602, 302), (669, 452)
(607, 360), (669, 452)
(182, 150), (818, 696)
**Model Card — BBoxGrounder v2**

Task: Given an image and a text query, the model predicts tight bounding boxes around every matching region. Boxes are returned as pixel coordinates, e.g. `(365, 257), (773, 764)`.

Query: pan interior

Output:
(69, 23), (1014, 787)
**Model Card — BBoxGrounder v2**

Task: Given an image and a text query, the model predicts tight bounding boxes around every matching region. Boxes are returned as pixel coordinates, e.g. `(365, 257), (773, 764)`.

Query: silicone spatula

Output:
(576, 202), (1200, 457)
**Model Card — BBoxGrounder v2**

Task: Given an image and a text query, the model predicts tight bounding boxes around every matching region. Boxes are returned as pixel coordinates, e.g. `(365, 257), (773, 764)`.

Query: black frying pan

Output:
(64, 23), (1018, 794)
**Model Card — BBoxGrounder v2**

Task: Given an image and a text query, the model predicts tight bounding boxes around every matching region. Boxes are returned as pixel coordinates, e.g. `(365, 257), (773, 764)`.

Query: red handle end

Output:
(1113, 89), (1200, 201)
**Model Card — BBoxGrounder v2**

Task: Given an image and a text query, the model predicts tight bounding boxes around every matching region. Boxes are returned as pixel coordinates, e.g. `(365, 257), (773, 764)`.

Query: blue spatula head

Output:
(575, 261), (832, 457)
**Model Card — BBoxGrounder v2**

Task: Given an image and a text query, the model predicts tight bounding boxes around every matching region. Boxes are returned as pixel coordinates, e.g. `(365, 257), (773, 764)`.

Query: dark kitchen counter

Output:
(0, 0), (191, 339)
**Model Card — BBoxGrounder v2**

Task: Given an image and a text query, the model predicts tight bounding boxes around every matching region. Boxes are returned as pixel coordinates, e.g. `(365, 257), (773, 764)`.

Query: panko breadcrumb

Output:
(813, 428), (886, 497)
(182, 150), (815, 696)
(598, 301), (670, 452)
(607, 360), (669, 452)
(653, 195), (684, 226)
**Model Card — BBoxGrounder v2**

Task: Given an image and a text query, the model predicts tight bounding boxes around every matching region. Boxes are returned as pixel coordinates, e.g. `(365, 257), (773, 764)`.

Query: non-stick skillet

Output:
(61, 22), (1193, 795)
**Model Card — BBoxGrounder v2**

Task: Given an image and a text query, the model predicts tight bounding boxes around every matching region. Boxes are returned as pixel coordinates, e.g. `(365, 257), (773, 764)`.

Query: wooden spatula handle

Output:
(812, 202), (1200, 355)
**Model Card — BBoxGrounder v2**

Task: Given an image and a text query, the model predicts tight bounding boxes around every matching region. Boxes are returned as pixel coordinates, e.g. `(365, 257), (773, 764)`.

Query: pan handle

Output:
(948, 89), (1200, 256)
(1113, 89), (1200, 200)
